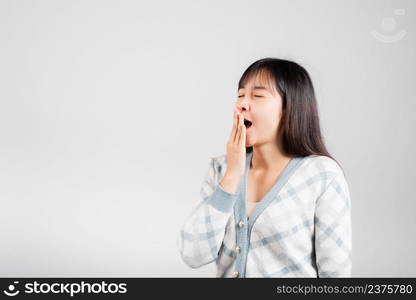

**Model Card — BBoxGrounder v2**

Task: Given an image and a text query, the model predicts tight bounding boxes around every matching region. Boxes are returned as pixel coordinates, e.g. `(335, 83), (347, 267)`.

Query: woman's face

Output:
(235, 70), (284, 148)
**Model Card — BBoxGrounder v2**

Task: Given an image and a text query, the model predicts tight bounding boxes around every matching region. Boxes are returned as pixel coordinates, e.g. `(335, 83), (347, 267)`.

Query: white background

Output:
(0, 0), (415, 277)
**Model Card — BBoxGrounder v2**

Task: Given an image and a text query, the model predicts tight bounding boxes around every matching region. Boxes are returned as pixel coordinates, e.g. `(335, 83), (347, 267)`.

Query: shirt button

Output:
(238, 221), (244, 228)
(232, 271), (239, 278)
(235, 246), (241, 253)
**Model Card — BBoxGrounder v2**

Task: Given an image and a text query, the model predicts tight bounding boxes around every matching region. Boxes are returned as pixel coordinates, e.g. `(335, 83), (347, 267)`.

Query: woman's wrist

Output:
(220, 172), (242, 194)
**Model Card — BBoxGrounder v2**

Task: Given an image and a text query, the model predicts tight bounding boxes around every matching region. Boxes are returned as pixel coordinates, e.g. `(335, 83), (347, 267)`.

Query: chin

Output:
(245, 140), (254, 148)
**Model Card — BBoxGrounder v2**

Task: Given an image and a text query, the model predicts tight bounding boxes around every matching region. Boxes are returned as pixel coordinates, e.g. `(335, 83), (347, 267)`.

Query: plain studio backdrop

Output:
(0, 0), (415, 277)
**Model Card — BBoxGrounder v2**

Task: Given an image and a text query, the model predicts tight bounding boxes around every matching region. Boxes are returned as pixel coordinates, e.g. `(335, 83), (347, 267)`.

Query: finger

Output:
(232, 110), (238, 131)
(240, 119), (246, 146)
(230, 110), (238, 140)
(231, 111), (238, 141)
(237, 113), (245, 144)
(234, 113), (241, 143)
(237, 112), (244, 144)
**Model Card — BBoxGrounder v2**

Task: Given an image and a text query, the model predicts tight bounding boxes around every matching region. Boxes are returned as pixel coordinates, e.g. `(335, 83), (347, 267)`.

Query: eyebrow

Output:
(239, 86), (268, 91)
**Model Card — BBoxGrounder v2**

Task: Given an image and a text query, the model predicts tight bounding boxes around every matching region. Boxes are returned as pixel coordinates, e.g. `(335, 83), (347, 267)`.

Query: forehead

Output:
(238, 69), (277, 94)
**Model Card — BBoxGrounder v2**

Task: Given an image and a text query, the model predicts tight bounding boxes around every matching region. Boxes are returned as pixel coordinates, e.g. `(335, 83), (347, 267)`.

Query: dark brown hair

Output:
(239, 57), (344, 173)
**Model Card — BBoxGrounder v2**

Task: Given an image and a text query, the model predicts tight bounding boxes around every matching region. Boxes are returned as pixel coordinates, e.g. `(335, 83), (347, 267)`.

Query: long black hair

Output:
(239, 57), (343, 173)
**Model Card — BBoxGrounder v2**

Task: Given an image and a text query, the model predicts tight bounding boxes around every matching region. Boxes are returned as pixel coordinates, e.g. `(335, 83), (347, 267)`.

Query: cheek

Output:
(251, 100), (282, 125)
(253, 115), (282, 138)
(256, 110), (281, 129)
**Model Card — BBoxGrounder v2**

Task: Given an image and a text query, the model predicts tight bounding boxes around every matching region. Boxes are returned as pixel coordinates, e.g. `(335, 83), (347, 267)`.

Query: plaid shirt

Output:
(177, 151), (352, 278)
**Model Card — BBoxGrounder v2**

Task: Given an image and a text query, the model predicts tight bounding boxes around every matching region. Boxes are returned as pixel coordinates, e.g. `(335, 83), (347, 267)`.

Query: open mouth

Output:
(244, 119), (252, 129)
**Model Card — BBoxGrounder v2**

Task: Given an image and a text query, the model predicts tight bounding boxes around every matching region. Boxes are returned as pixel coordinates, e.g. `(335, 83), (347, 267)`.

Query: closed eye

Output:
(238, 95), (264, 98)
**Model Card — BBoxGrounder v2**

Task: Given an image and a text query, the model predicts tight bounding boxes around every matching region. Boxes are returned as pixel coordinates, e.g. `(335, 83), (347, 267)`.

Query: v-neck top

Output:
(246, 201), (258, 218)
(178, 150), (352, 278)
(244, 154), (291, 219)
(240, 151), (298, 227)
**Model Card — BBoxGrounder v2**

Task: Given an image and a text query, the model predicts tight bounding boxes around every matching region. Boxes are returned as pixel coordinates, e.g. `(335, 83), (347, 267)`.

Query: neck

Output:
(250, 142), (292, 171)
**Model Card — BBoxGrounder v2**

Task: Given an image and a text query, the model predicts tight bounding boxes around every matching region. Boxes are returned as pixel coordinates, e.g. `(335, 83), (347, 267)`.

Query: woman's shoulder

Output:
(299, 154), (346, 184)
(210, 153), (342, 171)
(209, 153), (345, 182)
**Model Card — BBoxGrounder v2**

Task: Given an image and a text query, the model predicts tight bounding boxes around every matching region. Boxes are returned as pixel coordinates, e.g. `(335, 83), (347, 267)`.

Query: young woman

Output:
(177, 58), (352, 278)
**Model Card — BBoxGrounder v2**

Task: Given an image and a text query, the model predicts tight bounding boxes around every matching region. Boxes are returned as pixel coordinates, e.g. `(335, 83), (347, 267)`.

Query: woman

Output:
(177, 58), (352, 278)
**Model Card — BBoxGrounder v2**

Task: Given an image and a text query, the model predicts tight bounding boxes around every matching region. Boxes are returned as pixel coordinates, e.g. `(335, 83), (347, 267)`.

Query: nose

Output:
(236, 99), (249, 113)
